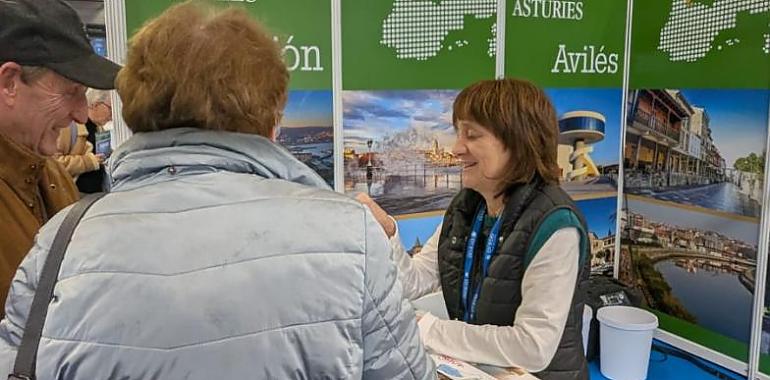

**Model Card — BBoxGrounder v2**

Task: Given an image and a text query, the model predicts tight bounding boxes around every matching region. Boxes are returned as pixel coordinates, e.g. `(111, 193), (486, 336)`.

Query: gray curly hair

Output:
(86, 88), (111, 106)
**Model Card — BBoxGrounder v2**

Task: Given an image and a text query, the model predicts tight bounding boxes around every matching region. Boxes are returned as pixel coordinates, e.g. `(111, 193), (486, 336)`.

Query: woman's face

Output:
(452, 119), (511, 195)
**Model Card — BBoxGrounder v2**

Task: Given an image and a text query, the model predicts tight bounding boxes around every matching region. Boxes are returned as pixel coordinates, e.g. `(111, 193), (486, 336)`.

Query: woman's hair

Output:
(116, 1), (288, 137)
(452, 78), (560, 191)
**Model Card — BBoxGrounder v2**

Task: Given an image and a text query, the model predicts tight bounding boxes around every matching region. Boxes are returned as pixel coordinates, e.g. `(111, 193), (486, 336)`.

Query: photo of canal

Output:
(620, 197), (759, 344)
(633, 181), (761, 218)
(655, 259), (753, 343)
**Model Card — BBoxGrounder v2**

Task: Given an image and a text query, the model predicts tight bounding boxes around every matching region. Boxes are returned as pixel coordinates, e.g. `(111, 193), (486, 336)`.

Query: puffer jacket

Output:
(0, 128), (435, 380)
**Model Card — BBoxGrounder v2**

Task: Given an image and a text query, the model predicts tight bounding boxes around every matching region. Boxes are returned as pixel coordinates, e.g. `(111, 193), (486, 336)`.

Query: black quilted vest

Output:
(438, 182), (591, 380)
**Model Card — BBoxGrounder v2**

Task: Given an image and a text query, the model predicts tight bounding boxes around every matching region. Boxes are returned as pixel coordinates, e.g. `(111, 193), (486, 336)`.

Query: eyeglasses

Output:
(92, 102), (112, 114)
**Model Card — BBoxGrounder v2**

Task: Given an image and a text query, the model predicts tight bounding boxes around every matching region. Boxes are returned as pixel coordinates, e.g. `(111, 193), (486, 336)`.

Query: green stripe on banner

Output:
(651, 310), (749, 364)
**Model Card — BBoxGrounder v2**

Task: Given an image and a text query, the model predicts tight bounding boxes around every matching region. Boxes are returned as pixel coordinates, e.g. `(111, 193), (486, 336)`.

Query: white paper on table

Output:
(432, 354), (539, 380)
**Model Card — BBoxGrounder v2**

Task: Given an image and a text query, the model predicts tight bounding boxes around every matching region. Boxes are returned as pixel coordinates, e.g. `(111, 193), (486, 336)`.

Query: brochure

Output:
(95, 130), (112, 158)
(433, 354), (539, 380)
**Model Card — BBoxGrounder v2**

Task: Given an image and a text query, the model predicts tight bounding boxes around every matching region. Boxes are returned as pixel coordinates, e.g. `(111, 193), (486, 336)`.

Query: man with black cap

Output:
(0, 0), (120, 309)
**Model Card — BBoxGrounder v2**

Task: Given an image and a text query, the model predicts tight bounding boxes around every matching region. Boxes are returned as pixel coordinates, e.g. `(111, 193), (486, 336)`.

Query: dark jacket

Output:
(438, 182), (590, 380)
(74, 119), (105, 193)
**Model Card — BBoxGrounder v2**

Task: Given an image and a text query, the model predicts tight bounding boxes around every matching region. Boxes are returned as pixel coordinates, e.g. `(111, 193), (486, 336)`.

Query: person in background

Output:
(0, 0), (120, 312)
(54, 88), (112, 191)
(69, 88), (113, 193)
(54, 121), (103, 185)
(0, 2), (434, 379)
(359, 78), (591, 380)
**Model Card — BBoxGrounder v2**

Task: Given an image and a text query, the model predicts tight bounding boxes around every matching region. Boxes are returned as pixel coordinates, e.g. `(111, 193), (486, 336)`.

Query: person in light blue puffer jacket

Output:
(0, 2), (435, 379)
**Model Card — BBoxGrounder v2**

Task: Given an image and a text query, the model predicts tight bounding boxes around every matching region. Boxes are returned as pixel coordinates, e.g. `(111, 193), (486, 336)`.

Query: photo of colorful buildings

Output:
(624, 89), (769, 218)
(620, 198), (758, 344)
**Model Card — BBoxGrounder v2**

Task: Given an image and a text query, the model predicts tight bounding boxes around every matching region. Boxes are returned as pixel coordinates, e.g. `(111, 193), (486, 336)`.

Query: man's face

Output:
(14, 70), (88, 156)
(88, 99), (112, 127)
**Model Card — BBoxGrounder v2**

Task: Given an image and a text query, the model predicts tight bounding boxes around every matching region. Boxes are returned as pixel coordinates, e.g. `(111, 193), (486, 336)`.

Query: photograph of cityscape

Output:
(547, 89), (622, 200)
(620, 198), (758, 345)
(624, 89), (769, 219)
(343, 90), (461, 215)
(344, 88), (623, 215)
(278, 90), (334, 186)
(575, 196), (618, 276)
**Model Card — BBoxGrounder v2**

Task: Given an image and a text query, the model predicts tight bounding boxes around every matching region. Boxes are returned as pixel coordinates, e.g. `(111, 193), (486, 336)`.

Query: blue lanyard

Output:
(461, 205), (504, 322)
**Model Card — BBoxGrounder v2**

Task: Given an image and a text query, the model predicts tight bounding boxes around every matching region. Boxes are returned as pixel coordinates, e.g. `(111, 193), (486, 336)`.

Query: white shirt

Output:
(389, 222), (580, 372)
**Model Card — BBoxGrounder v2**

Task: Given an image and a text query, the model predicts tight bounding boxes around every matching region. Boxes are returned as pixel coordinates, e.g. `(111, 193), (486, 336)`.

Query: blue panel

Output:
(90, 37), (107, 57)
(589, 340), (745, 380)
(559, 115), (606, 134)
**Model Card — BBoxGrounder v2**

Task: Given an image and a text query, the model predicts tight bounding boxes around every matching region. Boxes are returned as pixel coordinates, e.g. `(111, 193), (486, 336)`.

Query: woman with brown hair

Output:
(359, 78), (590, 380)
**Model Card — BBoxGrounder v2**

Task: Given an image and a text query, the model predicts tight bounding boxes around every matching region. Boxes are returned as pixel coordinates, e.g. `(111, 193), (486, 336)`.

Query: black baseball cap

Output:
(0, 0), (121, 90)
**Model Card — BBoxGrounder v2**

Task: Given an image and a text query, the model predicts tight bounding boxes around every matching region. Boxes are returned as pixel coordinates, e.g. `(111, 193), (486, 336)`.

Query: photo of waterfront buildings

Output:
(343, 90), (463, 215)
(279, 90), (334, 186)
(624, 89), (769, 218)
(620, 197), (758, 344)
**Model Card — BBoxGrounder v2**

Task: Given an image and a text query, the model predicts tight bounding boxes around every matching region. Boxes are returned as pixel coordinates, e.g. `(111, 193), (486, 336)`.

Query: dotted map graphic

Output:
(658, 0), (770, 62)
(380, 0), (497, 61)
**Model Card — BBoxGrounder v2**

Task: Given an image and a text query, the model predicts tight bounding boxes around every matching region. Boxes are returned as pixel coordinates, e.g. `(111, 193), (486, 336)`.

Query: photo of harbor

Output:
(278, 90), (334, 186)
(343, 90), (462, 215)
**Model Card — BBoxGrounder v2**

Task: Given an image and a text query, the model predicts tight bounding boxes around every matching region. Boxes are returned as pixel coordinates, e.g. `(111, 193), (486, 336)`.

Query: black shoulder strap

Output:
(10, 192), (106, 380)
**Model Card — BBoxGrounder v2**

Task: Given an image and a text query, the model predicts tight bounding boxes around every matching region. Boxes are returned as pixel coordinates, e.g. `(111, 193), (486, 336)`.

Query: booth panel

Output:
(124, 1), (335, 186)
(623, 1), (770, 371)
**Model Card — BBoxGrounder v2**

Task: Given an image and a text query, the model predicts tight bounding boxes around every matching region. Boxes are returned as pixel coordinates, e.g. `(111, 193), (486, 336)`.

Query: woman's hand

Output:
(355, 193), (396, 238)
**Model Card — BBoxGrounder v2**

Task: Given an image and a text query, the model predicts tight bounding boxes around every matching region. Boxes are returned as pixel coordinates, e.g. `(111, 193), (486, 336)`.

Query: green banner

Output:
(341, 0), (497, 90)
(124, 0), (332, 90)
(630, 0), (770, 89)
(505, 0), (626, 88)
